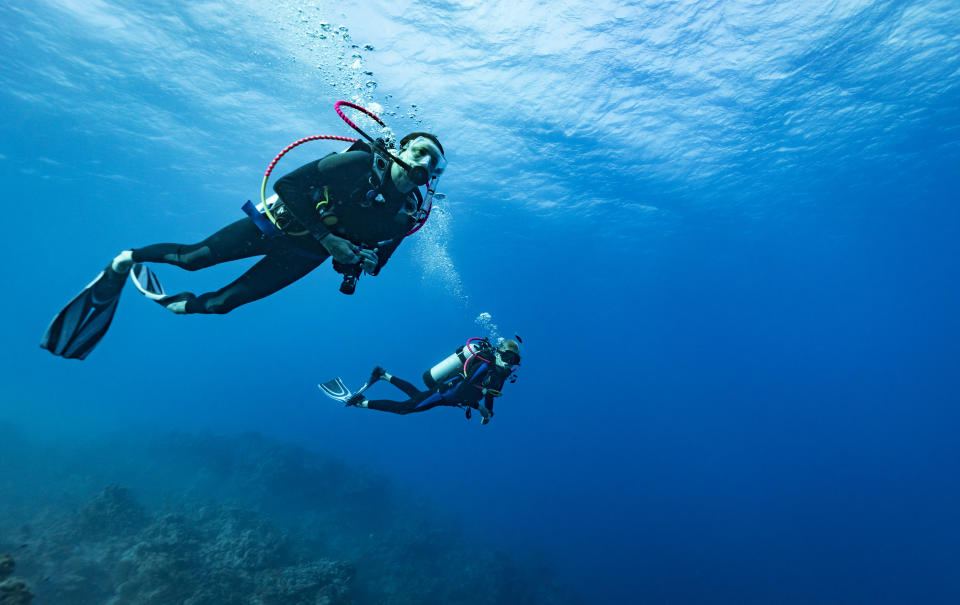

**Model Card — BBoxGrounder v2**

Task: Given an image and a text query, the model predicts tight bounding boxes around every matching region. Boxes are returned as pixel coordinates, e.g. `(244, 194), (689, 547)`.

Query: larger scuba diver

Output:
(41, 102), (446, 360)
(319, 338), (522, 425)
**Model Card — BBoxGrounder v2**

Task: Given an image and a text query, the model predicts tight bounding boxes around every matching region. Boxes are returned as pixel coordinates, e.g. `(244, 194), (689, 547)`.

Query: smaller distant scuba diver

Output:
(40, 102), (447, 360)
(319, 338), (522, 425)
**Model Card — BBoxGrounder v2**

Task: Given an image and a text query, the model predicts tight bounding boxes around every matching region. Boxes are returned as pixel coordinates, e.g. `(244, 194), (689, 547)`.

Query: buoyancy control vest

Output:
(272, 140), (423, 247)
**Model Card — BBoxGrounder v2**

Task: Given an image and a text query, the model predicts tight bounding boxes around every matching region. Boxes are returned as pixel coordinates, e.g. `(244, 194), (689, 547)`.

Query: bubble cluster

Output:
(274, 4), (424, 130)
(413, 193), (468, 306)
(474, 312), (503, 344)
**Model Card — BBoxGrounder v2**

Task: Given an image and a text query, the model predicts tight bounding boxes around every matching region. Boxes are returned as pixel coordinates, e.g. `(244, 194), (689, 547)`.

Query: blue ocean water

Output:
(1, 0), (959, 603)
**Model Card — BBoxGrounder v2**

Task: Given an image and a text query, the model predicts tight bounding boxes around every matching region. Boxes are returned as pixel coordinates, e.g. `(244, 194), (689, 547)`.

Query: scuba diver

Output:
(319, 338), (522, 425)
(41, 102), (447, 359)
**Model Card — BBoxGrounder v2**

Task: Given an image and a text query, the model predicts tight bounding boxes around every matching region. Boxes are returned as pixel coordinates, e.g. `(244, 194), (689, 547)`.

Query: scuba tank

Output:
(422, 348), (467, 389)
(422, 339), (493, 389)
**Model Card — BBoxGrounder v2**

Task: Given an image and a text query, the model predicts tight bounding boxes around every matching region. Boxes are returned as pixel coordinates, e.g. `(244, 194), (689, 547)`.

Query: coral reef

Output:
(0, 427), (579, 605)
(6, 488), (351, 605)
(0, 555), (13, 581)
(0, 556), (34, 605)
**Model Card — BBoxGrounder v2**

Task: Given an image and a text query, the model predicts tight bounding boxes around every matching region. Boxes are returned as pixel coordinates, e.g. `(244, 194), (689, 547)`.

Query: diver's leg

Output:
(363, 389), (456, 415)
(383, 374), (422, 398)
(180, 248), (327, 314)
(364, 392), (430, 415)
(132, 218), (271, 271)
(364, 368), (422, 397)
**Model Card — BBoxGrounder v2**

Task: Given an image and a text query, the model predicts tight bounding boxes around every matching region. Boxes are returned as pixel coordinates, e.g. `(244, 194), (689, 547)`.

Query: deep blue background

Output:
(2, 1), (959, 602)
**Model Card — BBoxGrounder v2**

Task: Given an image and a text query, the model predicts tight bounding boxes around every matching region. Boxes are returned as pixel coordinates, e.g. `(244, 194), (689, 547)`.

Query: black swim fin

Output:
(40, 265), (129, 360)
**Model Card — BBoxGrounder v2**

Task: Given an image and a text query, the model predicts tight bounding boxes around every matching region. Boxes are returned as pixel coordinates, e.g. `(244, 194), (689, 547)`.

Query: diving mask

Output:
(397, 136), (446, 187)
(497, 349), (521, 367)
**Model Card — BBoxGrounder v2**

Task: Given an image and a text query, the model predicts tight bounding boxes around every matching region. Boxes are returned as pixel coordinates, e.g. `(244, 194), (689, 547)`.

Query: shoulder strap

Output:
(346, 139), (373, 154)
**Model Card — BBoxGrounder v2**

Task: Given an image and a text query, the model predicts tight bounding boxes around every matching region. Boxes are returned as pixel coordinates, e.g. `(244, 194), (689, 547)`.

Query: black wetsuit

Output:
(368, 358), (512, 418)
(131, 147), (418, 314)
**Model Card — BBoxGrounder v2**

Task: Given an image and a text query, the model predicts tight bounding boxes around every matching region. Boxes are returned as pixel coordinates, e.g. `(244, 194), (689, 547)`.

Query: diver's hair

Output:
(399, 132), (444, 156)
(500, 339), (520, 354)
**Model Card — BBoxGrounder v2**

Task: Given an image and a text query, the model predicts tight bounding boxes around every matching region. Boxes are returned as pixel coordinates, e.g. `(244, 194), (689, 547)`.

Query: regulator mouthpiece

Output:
(407, 165), (430, 187)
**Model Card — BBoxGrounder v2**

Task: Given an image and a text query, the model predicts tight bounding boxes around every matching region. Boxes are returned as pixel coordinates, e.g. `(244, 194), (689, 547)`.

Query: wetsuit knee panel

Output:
(192, 291), (240, 314)
(177, 245), (217, 271)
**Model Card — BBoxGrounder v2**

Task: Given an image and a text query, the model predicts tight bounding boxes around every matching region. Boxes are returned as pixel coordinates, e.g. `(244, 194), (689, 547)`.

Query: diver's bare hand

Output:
(359, 249), (379, 275)
(320, 234), (360, 264)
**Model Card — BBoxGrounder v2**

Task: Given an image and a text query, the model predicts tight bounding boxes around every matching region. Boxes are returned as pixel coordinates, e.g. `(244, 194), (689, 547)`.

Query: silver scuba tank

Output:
(422, 347), (467, 389)
(422, 339), (496, 388)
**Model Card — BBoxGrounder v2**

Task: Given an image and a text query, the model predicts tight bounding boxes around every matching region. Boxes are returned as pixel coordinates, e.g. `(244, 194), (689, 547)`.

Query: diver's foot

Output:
(157, 292), (195, 315)
(346, 393), (367, 407)
(111, 250), (134, 275)
(369, 366), (387, 384)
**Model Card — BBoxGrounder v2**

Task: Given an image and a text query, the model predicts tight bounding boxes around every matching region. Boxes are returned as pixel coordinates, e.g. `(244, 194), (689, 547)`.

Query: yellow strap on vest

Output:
(315, 186), (331, 212)
(259, 172), (279, 228)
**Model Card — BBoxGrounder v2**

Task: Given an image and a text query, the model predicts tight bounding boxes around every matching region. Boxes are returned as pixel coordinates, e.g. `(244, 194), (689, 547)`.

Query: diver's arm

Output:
(477, 398), (494, 425)
(478, 366), (510, 424)
(322, 235), (361, 264)
(478, 404), (493, 425)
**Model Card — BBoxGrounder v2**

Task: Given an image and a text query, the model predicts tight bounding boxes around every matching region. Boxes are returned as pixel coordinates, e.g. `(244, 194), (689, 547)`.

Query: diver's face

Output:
(401, 137), (446, 178)
(391, 137), (446, 192)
